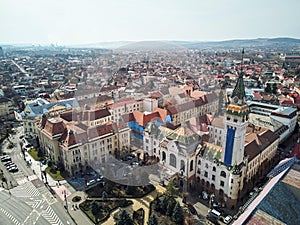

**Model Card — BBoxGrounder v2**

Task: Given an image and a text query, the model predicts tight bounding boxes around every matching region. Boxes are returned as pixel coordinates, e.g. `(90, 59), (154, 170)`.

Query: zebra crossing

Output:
(41, 205), (64, 225)
(0, 207), (21, 225)
(11, 181), (40, 198)
(16, 175), (38, 185)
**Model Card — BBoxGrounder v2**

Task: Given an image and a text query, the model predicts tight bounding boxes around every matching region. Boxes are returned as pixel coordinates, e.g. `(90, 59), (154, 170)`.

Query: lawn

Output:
(86, 179), (155, 198)
(45, 166), (66, 181)
(28, 148), (41, 161)
(80, 199), (133, 224)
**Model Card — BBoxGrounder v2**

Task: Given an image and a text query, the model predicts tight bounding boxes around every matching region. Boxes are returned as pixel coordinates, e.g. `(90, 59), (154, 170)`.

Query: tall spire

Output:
(231, 49), (246, 104)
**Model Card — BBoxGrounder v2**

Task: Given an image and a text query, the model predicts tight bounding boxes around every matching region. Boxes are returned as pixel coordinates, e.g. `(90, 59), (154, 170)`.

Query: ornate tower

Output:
(222, 60), (249, 166)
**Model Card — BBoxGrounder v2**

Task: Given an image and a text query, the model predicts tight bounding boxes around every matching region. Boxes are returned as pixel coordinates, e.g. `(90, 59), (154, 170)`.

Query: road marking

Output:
(0, 207), (21, 225)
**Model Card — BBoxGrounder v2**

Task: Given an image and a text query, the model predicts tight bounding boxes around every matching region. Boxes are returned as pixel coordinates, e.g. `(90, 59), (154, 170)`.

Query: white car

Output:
(223, 215), (233, 224)
(86, 179), (96, 186)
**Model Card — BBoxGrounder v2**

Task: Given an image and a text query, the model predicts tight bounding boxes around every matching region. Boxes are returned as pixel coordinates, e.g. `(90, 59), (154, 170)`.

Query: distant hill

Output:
(70, 37), (300, 50)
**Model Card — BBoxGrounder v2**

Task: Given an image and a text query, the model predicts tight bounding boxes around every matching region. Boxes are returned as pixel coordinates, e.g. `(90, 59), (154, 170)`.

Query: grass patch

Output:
(45, 166), (66, 181)
(28, 148), (41, 161)
(86, 179), (155, 198)
(80, 199), (133, 224)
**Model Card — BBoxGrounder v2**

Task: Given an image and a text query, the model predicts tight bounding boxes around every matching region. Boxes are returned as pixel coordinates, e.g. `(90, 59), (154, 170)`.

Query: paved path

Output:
(103, 184), (165, 225)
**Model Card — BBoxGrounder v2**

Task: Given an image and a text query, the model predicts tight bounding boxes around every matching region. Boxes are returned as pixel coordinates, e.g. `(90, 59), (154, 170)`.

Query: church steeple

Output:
(230, 48), (246, 105)
(231, 73), (246, 104)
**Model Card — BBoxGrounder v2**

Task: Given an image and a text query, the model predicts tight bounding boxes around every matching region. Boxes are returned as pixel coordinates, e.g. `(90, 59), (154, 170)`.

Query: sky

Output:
(1, 0), (300, 45)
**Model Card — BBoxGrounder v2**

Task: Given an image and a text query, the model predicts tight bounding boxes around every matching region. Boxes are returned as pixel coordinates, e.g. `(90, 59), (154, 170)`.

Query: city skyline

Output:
(1, 0), (300, 45)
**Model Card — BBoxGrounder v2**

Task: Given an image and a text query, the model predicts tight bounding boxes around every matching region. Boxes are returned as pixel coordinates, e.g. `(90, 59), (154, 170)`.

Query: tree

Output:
(160, 195), (168, 215)
(116, 209), (134, 225)
(153, 196), (161, 212)
(102, 191), (108, 201)
(172, 202), (184, 224)
(148, 213), (158, 225)
(165, 179), (178, 197)
(91, 201), (99, 219)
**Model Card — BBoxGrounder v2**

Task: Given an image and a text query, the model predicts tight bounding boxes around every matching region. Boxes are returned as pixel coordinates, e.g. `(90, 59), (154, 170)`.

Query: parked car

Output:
(8, 166), (18, 173)
(223, 215), (233, 224)
(130, 161), (139, 166)
(187, 203), (197, 215)
(1, 155), (11, 162)
(87, 179), (96, 186)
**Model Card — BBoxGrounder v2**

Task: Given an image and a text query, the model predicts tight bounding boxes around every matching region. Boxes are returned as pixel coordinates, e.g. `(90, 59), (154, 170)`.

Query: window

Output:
(205, 163), (209, 169)
(220, 171), (226, 178)
(180, 160), (185, 172)
(145, 138), (149, 143)
(170, 154), (176, 168)
(231, 179), (233, 183)
(213, 166), (216, 172)
(198, 160), (201, 165)
(190, 160), (194, 172)
(220, 181), (224, 187)
(204, 171), (208, 178)
(212, 175), (215, 181)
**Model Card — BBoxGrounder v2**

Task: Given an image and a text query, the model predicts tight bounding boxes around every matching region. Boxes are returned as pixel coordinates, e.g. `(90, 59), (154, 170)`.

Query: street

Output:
(0, 126), (74, 225)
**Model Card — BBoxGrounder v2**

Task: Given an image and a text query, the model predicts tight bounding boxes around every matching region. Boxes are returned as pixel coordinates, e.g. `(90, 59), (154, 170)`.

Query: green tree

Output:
(91, 201), (99, 220)
(165, 179), (178, 197)
(147, 213), (158, 225)
(116, 209), (134, 225)
(160, 195), (168, 215)
(153, 196), (161, 212)
(172, 202), (184, 224)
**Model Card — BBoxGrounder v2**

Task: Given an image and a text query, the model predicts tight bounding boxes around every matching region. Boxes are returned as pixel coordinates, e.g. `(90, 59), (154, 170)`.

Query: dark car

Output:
(187, 203), (197, 215)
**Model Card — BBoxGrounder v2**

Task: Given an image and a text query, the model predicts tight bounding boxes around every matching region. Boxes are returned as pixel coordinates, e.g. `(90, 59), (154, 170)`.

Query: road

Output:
(1, 126), (74, 225)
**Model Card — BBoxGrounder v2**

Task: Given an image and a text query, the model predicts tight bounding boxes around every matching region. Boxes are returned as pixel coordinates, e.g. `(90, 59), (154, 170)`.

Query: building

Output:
(247, 101), (297, 143)
(38, 110), (130, 176)
(17, 98), (79, 139)
(144, 73), (280, 209)
(0, 97), (14, 120)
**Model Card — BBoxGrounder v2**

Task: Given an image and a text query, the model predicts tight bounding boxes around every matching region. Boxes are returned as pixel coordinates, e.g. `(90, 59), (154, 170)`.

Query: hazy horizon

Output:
(1, 0), (300, 45)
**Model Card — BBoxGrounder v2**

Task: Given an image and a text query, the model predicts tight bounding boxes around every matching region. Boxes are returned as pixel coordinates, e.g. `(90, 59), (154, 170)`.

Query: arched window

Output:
(180, 160), (185, 172)
(220, 171), (226, 178)
(198, 160), (201, 165)
(213, 166), (216, 172)
(170, 154), (176, 168)
(190, 160), (194, 172)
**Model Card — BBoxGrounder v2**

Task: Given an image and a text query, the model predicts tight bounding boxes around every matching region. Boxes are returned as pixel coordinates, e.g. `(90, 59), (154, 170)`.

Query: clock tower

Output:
(222, 71), (249, 166)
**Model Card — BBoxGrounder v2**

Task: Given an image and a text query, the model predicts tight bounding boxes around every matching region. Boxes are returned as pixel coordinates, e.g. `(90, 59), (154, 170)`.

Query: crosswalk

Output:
(41, 205), (64, 225)
(16, 175), (38, 185)
(11, 181), (40, 197)
(0, 207), (21, 225)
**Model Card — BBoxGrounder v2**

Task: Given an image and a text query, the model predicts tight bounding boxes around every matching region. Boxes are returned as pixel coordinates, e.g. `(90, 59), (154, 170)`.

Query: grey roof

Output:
(24, 98), (79, 117)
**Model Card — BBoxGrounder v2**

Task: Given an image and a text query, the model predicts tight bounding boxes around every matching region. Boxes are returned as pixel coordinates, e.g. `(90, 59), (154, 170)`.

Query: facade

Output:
(144, 73), (280, 209)
(17, 98), (79, 139)
(0, 97), (14, 120)
(247, 101), (297, 143)
(108, 98), (143, 122)
(167, 92), (219, 126)
(38, 110), (130, 176)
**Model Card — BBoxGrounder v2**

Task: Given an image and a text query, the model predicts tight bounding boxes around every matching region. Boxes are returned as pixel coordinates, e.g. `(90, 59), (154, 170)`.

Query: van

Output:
(210, 209), (221, 218)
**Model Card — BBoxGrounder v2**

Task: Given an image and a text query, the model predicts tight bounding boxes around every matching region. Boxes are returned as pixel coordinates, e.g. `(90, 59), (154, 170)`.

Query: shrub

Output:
(72, 196), (82, 202)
